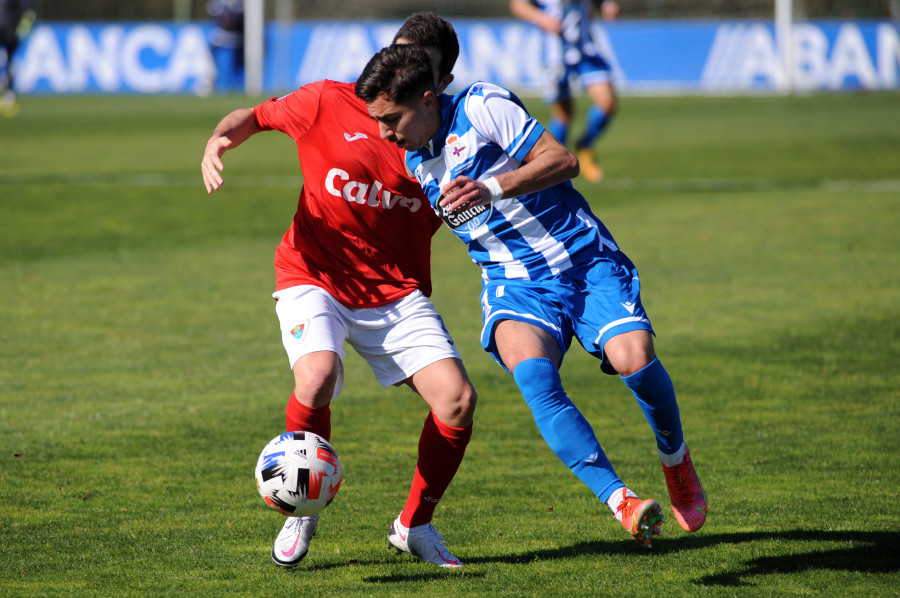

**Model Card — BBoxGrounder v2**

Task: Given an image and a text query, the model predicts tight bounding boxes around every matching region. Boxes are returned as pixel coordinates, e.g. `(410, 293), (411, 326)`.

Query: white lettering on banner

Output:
(295, 25), (376, 87)
(702, 22), (899, 91)
(129, 26), (178, 91)
(324, 168), (421, 212)
(168, 26), (216, 94)
(16, 24), (214, 93)
(454, 24), (544, 90)
(738, 24), (784, 88)
(467, 24), (525, 83)
(793, 24), (829, 90)
(829, 24), (878, 89)
(14, 21), (900, 94)
(878, 24), (900, 86)
(17, 26), (68, 91)
(69, 25), (122, 92)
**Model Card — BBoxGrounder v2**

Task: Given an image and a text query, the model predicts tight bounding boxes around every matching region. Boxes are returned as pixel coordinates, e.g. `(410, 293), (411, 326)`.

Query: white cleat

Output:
(387, 514), (462, 568)
(271, 515), (318, 567)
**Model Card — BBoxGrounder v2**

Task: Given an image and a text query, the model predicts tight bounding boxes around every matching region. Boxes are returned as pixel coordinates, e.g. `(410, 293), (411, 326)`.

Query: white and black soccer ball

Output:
(254, 431), (342, 517)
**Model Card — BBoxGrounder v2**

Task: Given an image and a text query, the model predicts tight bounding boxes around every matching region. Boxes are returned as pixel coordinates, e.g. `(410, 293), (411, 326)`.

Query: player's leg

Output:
(275, 286), (351, 440)
(400, 358), (475, 527)
(350, 291), (471, 566)
(576, 80), (616, 150)
(386, 358), (474, 568)
(543, 64), (572, 144)
(605, 330), (706, 531)
(486, 284), (622, 502)
(574, 62), (616, 182)
(0, 35), (19, 116)
(285, 350), (340, 439)
(494, 319), (663, 545)
(270, 285), (350, 567)
(548, 97), (573, 145)
(499, 320), (620, 499)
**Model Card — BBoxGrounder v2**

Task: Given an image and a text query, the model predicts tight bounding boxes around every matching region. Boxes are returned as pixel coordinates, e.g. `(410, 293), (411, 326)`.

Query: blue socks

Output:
(512, 357), (685, 504)
(576, 105), (610, 149)
(514, 358), (623, 503)
(621, 358), (684, 455)
(548, 117), (568, 145)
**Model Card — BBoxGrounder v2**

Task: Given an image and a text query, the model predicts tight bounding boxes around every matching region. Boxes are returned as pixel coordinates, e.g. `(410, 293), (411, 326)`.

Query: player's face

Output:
(367, 92), (438, 151)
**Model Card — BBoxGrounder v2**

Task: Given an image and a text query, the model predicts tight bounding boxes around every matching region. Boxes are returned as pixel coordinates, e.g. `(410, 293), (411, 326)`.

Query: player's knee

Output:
(436, 380), (477, 427)
(292, 357), (340, 404)
(610, 349), (654, 377)
(604, 331), (655, 376)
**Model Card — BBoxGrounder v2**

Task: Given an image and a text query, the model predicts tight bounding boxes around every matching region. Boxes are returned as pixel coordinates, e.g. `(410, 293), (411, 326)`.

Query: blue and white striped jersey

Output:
(405, 82), (620, 283)
(531, 0), (601, 66)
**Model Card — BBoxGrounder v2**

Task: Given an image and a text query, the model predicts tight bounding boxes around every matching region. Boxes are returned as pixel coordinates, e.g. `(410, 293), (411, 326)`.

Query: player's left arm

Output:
(439, 131), (578, 212)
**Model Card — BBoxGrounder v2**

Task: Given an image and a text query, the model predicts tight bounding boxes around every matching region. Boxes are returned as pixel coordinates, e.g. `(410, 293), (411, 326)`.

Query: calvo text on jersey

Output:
(325, 168), (423, 212)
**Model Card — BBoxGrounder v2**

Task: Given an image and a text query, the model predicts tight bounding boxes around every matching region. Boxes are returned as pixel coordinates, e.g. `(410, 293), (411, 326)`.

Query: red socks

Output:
(401, 411), (473, 528)
(286, 395), (471, 528)
(285, 392), (331, 442)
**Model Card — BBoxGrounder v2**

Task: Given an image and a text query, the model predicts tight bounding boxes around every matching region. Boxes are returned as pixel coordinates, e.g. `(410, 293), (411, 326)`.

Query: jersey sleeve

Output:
(464, 83), (545, 163)
(253, 80), (326, 140)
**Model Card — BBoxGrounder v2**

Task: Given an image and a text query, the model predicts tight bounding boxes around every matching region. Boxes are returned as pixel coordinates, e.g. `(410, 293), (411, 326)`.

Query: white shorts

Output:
(272, 285), (461, 397)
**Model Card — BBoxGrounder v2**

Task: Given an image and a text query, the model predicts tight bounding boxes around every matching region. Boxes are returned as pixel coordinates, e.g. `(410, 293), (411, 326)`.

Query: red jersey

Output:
(253, 81), (442, 307)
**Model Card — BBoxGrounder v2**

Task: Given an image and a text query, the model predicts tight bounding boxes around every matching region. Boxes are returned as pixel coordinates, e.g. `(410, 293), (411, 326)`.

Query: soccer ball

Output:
(254, 431), (342, 517)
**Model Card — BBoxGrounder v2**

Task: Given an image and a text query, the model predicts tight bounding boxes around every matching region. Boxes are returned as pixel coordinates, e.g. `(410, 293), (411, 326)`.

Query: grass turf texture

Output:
(1, 92), (898, 596)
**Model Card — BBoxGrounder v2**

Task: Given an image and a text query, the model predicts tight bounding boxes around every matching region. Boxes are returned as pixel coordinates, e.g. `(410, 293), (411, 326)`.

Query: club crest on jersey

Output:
(435, 199), (491, 232)
(445, 134), (468, 169)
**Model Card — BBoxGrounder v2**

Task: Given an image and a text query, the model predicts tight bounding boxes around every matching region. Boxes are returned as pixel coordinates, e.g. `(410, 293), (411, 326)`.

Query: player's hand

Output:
(201, 136), (234, 194)
(541, 15), (563, 35)
(439, 176), (492, 213)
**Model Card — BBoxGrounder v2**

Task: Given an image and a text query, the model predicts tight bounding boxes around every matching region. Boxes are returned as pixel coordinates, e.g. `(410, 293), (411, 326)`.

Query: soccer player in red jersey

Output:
(200, 13), (470, 568)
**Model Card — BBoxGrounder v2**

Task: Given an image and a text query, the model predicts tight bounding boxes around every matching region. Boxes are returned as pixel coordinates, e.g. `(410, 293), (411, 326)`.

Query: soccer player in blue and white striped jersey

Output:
(357, 43), (707, 546)
(510, 0), (619, 182)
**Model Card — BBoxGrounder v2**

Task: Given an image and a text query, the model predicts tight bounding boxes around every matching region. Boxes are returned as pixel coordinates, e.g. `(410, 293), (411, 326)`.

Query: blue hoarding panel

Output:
(10, 20), (900, 95)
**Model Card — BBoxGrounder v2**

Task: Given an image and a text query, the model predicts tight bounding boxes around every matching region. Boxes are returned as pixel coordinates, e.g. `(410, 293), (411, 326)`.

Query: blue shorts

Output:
(544, 53), (612, 104)
(480, 253), (653, 373)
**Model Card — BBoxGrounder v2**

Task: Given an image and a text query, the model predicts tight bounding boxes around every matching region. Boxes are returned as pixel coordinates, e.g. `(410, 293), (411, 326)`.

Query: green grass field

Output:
(1, 91), (898, 597)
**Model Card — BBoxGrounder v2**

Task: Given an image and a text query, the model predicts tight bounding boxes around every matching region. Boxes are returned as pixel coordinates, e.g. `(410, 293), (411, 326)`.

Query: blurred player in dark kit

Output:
(0, 0), (35, 116)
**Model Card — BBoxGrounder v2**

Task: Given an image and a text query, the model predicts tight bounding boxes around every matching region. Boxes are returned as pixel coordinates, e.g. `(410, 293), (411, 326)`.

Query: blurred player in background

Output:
(509, 0), (619, 181)
(0, 0), (35, 116)
(201, 13), (473, 568)
(357, 43), (707, 548)
(206, 0), (244, 93)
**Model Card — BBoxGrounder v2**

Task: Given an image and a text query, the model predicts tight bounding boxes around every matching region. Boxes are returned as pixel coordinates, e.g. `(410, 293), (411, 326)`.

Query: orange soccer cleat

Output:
(661, 447), (708, 532)
(615, 488), (665, 547)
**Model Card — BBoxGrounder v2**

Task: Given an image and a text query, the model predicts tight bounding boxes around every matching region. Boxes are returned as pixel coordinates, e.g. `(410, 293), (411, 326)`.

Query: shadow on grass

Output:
(465, 529), (899, 587)
(361, 571), (484, 584)
(291, 529), (898, 588)
(468, 529), (898, 587)
(669, 530), (900, 587)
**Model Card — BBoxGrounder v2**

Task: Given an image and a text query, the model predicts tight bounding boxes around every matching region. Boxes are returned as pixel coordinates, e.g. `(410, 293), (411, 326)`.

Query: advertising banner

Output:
(12, 20), (900, 95)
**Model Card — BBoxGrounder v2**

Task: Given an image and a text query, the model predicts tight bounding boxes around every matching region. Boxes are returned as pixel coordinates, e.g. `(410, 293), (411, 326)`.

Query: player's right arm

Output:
(201, 107), (261, 194)
(509, 0), (562, 34)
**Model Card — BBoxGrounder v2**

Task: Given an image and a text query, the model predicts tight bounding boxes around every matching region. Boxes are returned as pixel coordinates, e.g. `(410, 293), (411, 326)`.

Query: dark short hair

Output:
(392, 11), (459, 82)
(356, 44), (436, 104)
